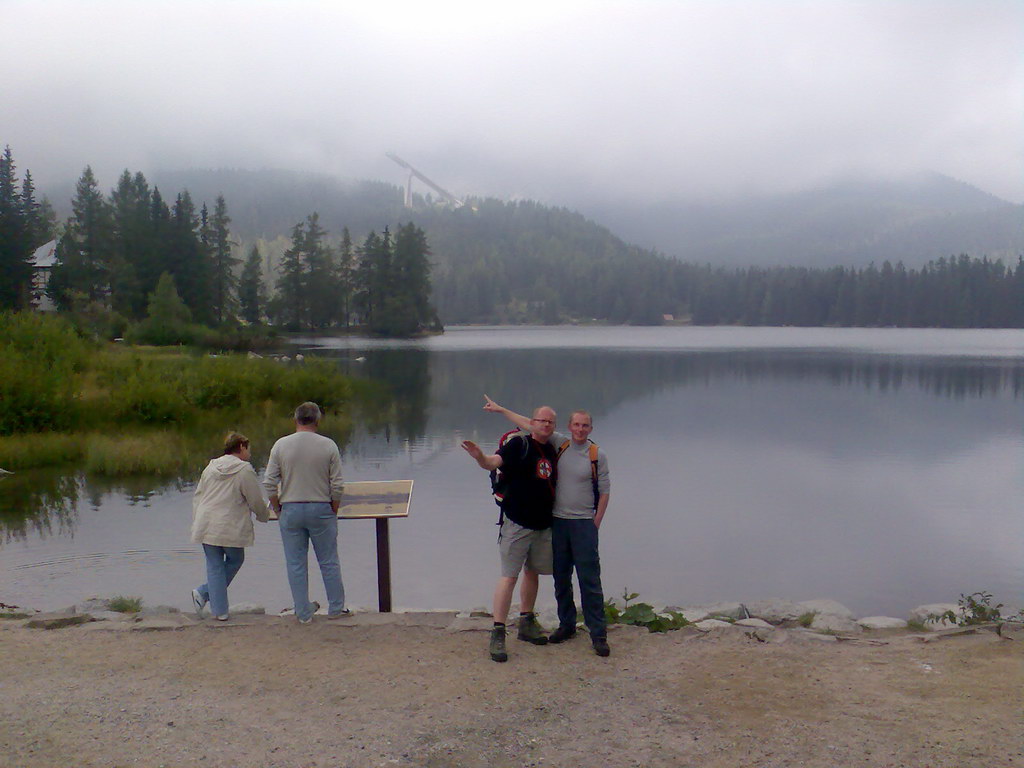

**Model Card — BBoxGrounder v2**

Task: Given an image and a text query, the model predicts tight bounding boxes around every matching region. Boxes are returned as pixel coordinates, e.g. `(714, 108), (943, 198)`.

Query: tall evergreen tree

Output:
(0, 146), (34, 309)
(48, 166), (114, 308)
(169, 190), (211, 323)
(238, 244), (266, 324)
(208, 195), (238, 324)
(302, 212), (338, 330)
(20, 169), (54, 251)
(337, 226), (356, 327)
(274, 220), (308, 330)
(108, 170), (150, 317)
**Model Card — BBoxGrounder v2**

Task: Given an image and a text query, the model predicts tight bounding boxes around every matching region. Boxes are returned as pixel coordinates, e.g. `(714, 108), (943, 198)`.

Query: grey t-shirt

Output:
(262, 430), (344, 503)
(551, 431), (610, 520)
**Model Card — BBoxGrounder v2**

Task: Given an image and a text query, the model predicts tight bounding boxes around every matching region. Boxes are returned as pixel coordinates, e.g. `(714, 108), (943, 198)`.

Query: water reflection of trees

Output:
(330, 348), (1024, 444)
(0, 470), (81, 544)
(4, 347), (1018, 540)
(0, 382), (386, 544)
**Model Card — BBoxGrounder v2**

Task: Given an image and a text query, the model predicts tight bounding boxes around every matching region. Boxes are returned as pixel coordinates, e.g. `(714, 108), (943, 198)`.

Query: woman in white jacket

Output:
(190, 432), (269, 621)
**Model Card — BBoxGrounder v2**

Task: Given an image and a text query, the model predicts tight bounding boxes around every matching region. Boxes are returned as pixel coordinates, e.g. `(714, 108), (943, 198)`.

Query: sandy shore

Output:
(0, 612), (1021, 768)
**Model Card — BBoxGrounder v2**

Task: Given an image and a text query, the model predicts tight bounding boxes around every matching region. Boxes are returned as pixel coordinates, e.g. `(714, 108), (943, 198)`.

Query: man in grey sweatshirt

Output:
(263, 402), (347, 623)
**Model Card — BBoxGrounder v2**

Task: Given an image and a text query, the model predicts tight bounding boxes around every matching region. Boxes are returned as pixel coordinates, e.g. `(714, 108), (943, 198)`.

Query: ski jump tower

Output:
(386, 153), (464, 209)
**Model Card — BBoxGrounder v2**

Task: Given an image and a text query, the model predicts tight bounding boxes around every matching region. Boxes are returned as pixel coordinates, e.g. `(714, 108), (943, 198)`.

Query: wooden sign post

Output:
(270, 480), (413, 612)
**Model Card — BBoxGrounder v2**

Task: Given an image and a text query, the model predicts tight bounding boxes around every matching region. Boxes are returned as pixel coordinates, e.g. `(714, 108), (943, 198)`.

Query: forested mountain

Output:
(35, 166), (1024, 328)
(581, 173), (1023, 268)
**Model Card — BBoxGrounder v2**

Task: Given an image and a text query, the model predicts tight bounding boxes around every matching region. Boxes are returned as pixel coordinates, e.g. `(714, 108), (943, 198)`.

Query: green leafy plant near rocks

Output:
(940, 591), (1022, 626)
(604, 589), (690, 633)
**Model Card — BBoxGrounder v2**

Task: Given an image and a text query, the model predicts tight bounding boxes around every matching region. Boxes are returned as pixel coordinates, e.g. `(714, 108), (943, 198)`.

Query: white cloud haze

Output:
(4, 0), (1022, 205)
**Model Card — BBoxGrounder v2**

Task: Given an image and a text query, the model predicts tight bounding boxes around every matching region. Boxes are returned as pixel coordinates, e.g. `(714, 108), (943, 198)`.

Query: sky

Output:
(4, 0), (1022, 207)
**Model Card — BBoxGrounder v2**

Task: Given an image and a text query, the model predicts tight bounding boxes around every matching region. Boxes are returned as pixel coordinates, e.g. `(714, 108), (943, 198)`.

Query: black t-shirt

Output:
(496, 435), (558, 529)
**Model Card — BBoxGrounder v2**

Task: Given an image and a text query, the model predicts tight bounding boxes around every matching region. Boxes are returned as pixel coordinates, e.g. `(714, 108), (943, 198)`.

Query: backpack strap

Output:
(557, 439), (571, 458)
(588, 441), (600, 511)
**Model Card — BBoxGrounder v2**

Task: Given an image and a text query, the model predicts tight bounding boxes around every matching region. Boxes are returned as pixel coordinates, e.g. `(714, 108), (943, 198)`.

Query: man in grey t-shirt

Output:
(484, 396), (612, 656)
(263, 402), (347, 624)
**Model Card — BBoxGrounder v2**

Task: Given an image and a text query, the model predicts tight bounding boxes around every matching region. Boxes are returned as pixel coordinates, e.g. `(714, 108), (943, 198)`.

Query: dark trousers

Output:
(552, 517), (606, 639)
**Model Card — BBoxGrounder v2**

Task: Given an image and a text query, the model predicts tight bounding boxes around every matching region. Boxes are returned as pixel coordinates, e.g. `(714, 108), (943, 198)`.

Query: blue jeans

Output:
(279, 502), (346, 621)
(552, 517), (606, 639)
(197, 544), (245, 618)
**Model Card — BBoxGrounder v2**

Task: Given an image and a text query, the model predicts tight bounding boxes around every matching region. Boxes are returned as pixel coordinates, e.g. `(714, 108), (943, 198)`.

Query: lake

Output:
(2, 326), (1023, 619)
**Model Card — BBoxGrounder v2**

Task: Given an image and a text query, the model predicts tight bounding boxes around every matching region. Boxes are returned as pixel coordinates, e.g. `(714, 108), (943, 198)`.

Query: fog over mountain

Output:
(4, 0), (1022, 218)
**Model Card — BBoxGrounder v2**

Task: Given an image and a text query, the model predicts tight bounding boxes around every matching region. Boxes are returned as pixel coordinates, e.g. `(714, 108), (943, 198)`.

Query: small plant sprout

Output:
(107, 596), (143, 613)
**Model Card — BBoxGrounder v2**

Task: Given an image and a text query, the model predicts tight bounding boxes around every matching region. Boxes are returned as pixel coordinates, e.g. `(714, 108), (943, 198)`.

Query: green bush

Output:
(269, 359), (352, 412)
(0, 313), (87, 435)
(111, 373), (190, 424)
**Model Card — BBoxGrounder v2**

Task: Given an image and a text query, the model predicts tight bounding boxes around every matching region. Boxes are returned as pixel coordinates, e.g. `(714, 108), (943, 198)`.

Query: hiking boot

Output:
(489, 626), (508, 662)
(517, 613), (548, 645)
(592, 637), (611, 657)
(547, 625), (577, 644)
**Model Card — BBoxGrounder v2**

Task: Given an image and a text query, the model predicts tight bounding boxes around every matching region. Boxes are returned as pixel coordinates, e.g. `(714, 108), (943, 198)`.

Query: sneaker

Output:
(191, 589), (207, 618)
(517, 613), (548, 645)
(592, 637), (611, 657)
(326, 608), (352, 620)
(214, 614), (229, 622)
(299, 601), (320, 624)
(547, 625), (577, 644)
(489, 625), (508, 662)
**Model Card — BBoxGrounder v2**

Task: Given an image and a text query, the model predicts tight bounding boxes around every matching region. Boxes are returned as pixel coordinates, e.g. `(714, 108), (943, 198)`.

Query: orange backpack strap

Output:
(588, 441), (600, 510)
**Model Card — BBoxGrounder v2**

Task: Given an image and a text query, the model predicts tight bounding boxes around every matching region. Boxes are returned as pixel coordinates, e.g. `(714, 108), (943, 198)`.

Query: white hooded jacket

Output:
(190, 454), (269, 548)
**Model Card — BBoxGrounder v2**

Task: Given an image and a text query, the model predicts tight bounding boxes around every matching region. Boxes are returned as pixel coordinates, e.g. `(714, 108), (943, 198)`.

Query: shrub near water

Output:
(0, 313), (89, 435)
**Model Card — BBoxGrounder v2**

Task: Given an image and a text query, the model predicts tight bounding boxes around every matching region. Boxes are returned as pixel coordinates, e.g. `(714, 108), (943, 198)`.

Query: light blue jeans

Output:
(279, 502), (346, 621)
(197, 544), (245, 618)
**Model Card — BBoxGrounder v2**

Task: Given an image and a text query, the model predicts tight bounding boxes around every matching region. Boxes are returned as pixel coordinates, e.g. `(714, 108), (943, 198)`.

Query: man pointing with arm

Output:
(484, 395), (612, 657)
(462, 405), (559, 662)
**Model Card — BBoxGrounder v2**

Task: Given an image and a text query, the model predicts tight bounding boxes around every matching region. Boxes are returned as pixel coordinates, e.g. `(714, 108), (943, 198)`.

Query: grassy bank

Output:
(0, 312), (365, 475)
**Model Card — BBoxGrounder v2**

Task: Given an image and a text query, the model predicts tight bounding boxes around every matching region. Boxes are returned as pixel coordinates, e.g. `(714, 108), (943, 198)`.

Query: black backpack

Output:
(489, 428), (530, 511)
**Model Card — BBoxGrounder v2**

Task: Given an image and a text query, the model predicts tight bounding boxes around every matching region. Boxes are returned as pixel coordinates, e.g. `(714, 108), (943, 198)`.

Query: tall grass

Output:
(84, 433), (190, 476)
(0, 313), (359, 473)
(0, 433), (84, 470)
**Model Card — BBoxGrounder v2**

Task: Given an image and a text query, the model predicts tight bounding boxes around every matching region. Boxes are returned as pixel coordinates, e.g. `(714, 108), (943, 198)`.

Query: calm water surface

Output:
(2, 327), (1022, 618)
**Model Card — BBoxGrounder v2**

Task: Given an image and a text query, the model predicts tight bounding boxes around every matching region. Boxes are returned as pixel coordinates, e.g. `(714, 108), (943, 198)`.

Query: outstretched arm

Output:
(483, 394), (531, 431)
(462, 440), (503, 471)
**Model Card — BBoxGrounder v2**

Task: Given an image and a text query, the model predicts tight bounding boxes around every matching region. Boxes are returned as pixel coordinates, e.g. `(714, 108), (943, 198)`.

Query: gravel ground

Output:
(0, 614), (1020, 768)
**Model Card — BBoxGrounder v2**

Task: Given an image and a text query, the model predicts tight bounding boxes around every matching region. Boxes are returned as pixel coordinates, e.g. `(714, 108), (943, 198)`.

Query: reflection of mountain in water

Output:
(328, 347), (1024, 447)
(4, 346), (1020, 542)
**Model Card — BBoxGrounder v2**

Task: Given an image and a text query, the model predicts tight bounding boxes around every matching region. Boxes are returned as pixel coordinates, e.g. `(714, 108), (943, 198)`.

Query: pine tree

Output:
(302, 212), (337, 330)
(208, 195), (238, 325)
(392, 222), (439, 331)
(337, 227), (356, 327)
(108, 170), (150, 317)
(274, 220), (308, 330)
(169, 190), (211, 324)
(48, 166), (114, 308)
(238, 244), (266, 324)
(0, 146), (34, 309)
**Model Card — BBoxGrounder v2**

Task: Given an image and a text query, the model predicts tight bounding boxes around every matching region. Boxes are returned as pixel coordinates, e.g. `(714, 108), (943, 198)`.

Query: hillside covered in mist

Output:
(41, 168), (1024, 327)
